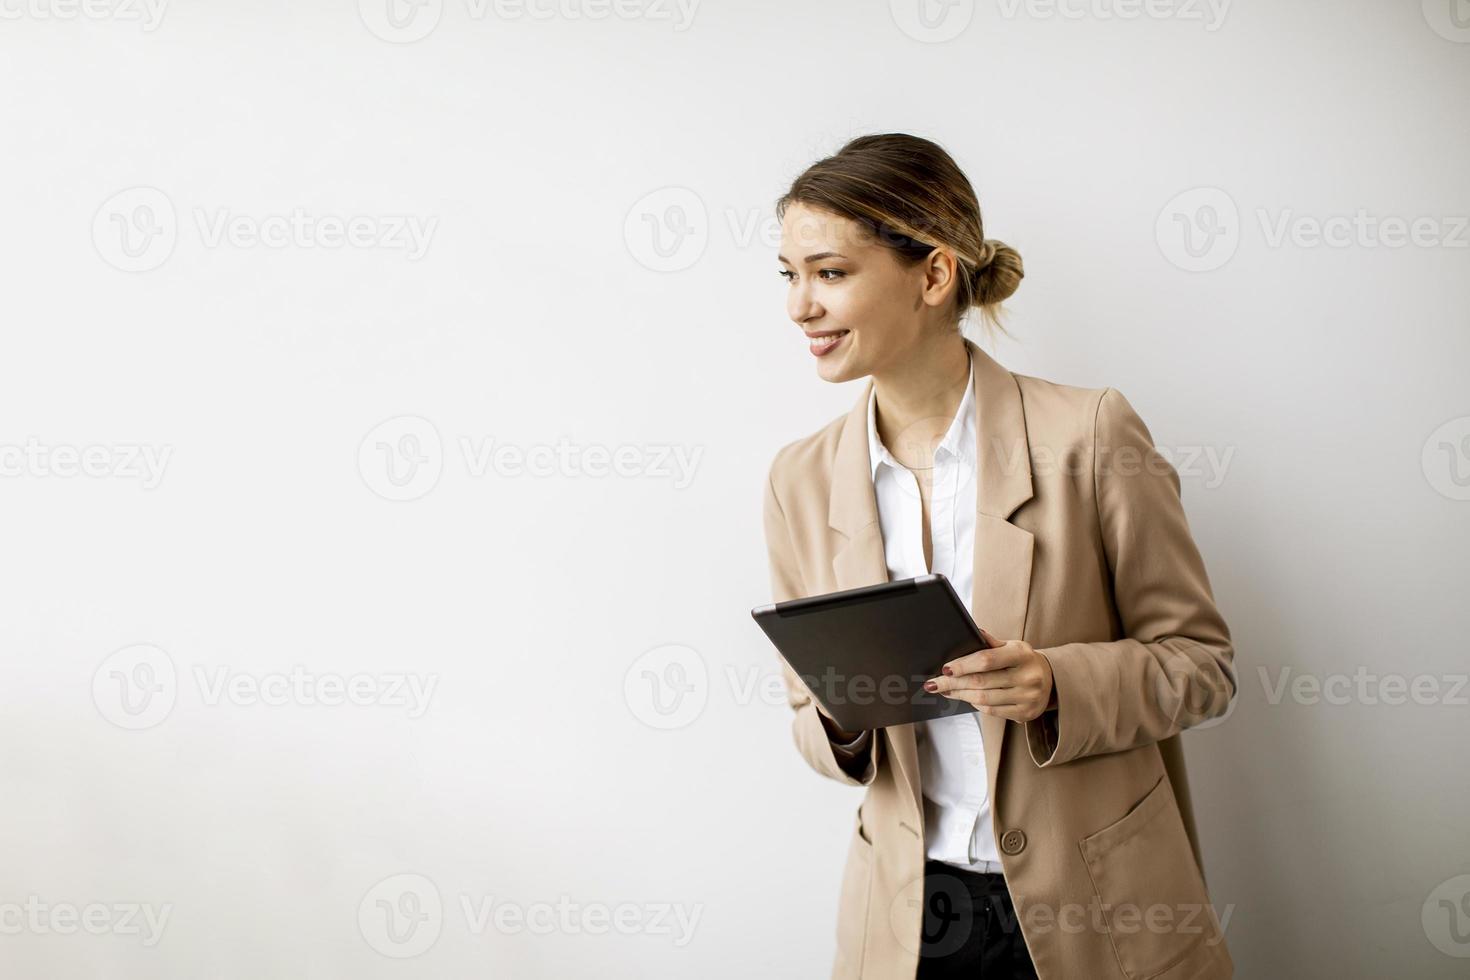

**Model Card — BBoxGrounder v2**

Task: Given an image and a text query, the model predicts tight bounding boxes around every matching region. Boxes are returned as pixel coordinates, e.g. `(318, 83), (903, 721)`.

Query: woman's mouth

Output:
(807, 330), (849, 357)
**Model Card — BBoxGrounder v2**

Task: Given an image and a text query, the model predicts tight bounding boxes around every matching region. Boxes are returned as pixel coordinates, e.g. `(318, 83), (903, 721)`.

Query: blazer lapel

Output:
(827, 338), (1035, 824)
(966, 338), (1036, 805)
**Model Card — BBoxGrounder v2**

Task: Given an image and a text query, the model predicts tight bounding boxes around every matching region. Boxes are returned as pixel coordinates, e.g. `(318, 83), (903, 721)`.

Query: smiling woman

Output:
(775, 133), (1024, 383)
(761, 134), (1236, 980)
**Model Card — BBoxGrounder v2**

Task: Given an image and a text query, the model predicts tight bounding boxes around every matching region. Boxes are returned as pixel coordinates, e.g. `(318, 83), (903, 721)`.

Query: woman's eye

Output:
(778, 268), (845, 283)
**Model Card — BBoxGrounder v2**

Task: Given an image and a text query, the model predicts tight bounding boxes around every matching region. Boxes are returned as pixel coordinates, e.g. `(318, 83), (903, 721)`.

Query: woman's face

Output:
(779, 203), (957, 383)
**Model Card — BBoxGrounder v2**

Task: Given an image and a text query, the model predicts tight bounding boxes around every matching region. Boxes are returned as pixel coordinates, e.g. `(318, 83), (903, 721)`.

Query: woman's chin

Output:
(815, 359), (852, 383)
(814, 347), (860, 383)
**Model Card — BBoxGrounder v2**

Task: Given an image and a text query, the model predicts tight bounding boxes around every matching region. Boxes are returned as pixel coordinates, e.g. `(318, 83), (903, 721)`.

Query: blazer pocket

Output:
(834, 805), (875, 977)
(1079, 774), (1221, 980)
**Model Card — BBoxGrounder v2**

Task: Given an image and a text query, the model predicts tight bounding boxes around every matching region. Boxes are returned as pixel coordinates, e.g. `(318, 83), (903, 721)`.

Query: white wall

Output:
(0, 1), (1466, 977)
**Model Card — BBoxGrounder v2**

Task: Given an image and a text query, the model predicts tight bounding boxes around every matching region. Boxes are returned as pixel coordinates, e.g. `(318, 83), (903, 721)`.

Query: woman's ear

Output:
(919, 247), (961, 311)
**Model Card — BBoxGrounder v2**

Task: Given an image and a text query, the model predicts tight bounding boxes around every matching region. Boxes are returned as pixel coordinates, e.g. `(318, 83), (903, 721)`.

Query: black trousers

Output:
(915, 859), (1039, 979)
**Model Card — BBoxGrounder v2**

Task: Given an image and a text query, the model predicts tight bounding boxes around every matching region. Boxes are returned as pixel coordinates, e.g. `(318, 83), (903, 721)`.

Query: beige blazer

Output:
(762, 337), (1236, 980)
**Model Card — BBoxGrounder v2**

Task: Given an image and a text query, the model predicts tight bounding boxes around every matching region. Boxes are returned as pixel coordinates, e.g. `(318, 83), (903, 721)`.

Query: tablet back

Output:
(750, 573), (989, 731)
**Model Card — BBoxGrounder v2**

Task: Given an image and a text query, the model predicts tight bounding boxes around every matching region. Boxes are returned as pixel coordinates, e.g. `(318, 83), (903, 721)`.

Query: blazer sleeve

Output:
(763, 465), (881, 787)
(1024, 387), (1237, 768)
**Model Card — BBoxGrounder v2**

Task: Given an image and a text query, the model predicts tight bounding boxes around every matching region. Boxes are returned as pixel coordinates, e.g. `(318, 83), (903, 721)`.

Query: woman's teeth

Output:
(809, 331), (849, 356)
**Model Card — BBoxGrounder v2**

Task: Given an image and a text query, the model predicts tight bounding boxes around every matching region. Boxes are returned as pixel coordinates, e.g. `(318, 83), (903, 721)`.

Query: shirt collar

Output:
(866, 349), (976, 480)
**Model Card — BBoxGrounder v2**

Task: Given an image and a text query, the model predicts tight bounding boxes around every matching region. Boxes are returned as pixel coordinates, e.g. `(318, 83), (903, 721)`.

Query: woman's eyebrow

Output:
(777, 250), (849, 265)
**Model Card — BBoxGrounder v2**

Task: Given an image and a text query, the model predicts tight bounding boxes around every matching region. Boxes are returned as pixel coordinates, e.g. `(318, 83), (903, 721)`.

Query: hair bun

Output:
(973, 238), (1023, 308)
(976, 239), (998, 270)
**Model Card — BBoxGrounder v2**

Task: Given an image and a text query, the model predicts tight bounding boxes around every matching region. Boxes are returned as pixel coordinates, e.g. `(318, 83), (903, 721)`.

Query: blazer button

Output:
(1000, 829), (1027, 855)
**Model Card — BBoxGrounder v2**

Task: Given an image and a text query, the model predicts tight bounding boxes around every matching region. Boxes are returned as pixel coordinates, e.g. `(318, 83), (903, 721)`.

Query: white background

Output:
(1, 0), (1467, 977)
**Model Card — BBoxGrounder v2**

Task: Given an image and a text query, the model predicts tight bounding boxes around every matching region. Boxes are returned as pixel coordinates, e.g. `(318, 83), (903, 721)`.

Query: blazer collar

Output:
(830, 337), (1034, 538)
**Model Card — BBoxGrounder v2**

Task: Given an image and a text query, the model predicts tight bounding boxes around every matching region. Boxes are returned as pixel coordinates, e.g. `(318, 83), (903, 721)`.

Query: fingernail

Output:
(924, 680), (937, 692)
(941, 665), (953, 676)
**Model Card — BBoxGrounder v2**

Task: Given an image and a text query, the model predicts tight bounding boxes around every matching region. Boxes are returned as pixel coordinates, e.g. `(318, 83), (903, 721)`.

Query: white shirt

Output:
(837, 349), (1001, 873)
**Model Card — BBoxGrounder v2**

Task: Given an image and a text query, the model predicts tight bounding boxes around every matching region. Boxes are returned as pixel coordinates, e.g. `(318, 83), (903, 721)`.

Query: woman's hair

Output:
(775, 133), (1023, 343)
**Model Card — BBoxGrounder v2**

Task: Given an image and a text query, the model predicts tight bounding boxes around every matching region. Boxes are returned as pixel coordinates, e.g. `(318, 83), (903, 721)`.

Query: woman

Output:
(762, 134), (1237, 979)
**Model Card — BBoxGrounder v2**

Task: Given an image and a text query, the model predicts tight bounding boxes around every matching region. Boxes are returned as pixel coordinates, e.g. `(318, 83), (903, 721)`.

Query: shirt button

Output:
(1000, 829), (1027, 855)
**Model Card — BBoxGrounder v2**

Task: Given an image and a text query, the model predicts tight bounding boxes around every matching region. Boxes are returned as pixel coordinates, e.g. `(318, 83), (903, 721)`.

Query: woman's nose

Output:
(788, 285), (820, 325)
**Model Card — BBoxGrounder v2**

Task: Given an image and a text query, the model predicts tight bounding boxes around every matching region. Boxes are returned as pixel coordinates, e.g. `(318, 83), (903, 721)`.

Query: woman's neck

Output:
(870, 334), (972, 466)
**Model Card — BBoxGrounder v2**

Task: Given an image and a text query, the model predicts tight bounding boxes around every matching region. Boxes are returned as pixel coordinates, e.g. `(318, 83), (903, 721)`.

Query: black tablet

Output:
(750, 573), (991, 731)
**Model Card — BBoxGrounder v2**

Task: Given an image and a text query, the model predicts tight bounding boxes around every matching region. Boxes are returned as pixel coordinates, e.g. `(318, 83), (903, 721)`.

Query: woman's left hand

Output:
(923, 627), (1057, 722)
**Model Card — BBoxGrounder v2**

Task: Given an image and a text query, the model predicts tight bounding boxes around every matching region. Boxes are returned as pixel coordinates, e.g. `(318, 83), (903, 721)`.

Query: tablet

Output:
(750, 573), (990, 732)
